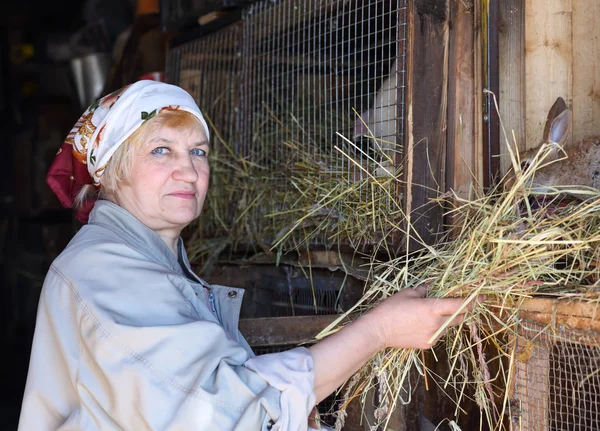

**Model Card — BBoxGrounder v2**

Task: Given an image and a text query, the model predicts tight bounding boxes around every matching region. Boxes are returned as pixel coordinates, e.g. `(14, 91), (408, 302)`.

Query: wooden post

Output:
(513, 335), (550, 431)
(446, 0), (480, 202)
(404, 0), (449, 250)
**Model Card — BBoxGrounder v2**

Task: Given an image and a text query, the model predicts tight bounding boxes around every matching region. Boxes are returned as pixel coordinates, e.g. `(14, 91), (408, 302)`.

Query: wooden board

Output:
(572, 0), (600, 143)
(404, 0), (449, 249)
(498, 0), (600, 174)
(239, 314), (345, 346)
(524, 0), (573, 150)
(446, 0), (479, 200)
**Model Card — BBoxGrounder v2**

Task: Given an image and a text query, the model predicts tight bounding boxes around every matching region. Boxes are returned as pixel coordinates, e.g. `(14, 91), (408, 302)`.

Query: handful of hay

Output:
(325, 141), (600, 429)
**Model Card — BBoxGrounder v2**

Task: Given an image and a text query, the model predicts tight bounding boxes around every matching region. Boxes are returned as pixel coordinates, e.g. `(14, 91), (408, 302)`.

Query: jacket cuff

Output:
(245, 347), (316, 431)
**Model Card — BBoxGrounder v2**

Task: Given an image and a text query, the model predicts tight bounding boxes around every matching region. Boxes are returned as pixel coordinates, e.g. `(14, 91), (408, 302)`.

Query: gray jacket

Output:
(18, 200), (316, 430)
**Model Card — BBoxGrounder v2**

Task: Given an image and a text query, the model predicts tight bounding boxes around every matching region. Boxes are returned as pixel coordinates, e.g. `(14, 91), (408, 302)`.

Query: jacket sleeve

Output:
(23, 260), (316, 431)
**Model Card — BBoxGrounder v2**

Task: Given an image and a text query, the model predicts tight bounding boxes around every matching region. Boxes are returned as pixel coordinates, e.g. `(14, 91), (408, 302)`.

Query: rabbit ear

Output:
(548, 109), (573, 145)
(543, 97), (568, 142)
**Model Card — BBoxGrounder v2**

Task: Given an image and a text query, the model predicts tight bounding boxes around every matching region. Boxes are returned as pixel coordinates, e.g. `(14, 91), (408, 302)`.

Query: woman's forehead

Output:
(145, 123), (208, 144)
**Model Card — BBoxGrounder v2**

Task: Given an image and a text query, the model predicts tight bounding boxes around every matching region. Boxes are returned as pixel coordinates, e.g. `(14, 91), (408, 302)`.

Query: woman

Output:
(19, 81), (477, 430)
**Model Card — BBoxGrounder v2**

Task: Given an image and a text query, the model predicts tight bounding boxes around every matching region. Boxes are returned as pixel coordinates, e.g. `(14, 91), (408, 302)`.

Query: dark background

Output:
(0, 1), (165, 427)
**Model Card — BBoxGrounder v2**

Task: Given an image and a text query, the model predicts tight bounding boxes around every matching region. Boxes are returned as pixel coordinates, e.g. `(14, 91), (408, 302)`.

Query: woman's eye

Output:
(191, 148), (207, 157)
(151, 147), (169, 155)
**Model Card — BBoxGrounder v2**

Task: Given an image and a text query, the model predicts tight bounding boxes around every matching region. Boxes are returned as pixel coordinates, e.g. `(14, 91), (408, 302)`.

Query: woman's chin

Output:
(168, 208), (201, 226)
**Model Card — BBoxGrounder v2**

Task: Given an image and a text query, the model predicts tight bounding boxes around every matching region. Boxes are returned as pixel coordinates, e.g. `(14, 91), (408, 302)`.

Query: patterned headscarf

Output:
(46, 80), (210, 223)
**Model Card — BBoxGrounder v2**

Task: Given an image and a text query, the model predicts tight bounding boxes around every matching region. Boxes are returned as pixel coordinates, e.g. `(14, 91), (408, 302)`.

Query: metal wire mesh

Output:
(167, 0), (408, 249)
(166, 24), (243, 238)
(512, 319), (600, 430)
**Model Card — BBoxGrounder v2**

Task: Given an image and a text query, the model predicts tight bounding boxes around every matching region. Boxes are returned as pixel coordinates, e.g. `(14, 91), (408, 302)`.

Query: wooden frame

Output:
(508, 298), (600, 431)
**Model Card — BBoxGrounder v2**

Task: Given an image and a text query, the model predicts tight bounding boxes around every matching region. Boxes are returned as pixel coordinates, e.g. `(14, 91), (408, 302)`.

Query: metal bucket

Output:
(69, 52), (112, 111)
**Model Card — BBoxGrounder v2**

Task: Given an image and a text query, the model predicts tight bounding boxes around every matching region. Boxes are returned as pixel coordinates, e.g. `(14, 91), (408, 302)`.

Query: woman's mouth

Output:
(169, 191), (196, 199)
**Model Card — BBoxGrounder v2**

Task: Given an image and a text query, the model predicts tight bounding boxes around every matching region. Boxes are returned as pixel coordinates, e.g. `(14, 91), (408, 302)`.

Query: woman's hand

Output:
(364, 285), (480, 350)
(309, 285), (483, 404)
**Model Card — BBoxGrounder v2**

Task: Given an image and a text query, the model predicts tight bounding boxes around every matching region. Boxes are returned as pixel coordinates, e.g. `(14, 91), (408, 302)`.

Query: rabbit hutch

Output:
(161, 0), (600, 429)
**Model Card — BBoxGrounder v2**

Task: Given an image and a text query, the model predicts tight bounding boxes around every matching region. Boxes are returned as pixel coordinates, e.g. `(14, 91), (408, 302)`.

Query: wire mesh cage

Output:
(167, 0), (410, 253)
(510, 317), (600, 430)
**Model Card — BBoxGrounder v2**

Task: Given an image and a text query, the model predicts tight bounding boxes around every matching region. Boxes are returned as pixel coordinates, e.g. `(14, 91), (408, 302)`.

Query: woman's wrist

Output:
(352, 310), (388, 353)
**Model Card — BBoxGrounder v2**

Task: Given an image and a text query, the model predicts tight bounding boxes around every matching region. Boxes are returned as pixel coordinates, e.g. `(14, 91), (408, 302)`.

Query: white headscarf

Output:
(65, 80), (210, 185)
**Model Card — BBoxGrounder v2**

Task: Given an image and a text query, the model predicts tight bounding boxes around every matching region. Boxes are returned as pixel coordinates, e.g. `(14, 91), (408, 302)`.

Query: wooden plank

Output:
(491, 297), (600, 335)
(446, 0), (478, 201)
(572, 0), (600, 142)
(512, 335), (550, 430)
(519, 297), (600, 334)
(473, 0), (484, 190)
(498, 0), (526, 174)
(239, 314), (346, 346)
(521, 297), (600, 320)
(524, 0), (573, 149)
(404, 0), (449, 250)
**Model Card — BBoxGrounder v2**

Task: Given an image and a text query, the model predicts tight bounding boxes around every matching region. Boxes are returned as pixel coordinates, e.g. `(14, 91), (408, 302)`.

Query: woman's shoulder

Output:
(51, 223), (168, 283)
(45, 224), (194, 326)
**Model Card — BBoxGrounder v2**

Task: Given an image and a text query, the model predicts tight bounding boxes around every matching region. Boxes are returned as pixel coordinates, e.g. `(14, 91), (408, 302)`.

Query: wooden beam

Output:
(239, 314), (348, 346)
(446, 0), (478, 201)
(519, 297), (600, 334)
(404, 0), (449, 250)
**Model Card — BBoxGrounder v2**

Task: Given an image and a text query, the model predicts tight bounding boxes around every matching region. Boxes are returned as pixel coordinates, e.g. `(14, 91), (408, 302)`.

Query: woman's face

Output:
(110, 123), (210, 235)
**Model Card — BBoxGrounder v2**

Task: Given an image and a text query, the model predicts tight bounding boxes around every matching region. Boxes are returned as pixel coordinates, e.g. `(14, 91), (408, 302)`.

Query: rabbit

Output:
(506, 96), (600, 199)
(353, 58), (400, 177)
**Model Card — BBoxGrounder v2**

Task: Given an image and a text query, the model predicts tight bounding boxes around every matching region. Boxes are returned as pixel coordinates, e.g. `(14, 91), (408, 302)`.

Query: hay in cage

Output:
(185, 109), (405, 271)
(169, 0), (408, 262)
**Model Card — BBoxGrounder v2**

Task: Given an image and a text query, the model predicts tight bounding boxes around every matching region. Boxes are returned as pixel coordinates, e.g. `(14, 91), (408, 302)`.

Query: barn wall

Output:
(499, 0), (600, 174)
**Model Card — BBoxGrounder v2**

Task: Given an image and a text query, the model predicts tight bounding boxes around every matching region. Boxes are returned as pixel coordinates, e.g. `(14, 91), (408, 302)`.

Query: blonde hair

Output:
(75, 110), (206, 208)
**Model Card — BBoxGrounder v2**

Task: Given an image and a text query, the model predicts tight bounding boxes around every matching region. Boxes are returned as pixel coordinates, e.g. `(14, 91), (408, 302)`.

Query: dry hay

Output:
(320, 130), (600, 429)
(185, 107), (404, 273)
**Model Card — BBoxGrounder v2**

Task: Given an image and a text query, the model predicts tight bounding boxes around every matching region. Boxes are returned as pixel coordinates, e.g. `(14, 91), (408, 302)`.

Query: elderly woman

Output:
(19, 81), (475, 430)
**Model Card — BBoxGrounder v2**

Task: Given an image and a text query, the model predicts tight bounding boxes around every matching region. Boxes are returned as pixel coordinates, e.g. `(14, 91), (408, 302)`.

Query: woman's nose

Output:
(172, 155), (199, 182)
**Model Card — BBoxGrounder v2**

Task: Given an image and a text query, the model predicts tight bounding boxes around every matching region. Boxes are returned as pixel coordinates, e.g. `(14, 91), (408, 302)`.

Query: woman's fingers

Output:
(430, 297), (471, 316)
(398, 285), (428, 298)
(430, 294), (487, 316)
(373, 289), (486, 350)
(443, 311), (468, 327)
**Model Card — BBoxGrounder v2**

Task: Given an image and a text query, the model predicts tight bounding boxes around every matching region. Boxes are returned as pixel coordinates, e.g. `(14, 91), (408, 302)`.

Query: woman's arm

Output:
(309, 286), (478, 403)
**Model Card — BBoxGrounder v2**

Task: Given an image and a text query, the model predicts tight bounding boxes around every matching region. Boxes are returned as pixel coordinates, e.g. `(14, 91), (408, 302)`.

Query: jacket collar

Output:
(88, 200), (204, 284)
